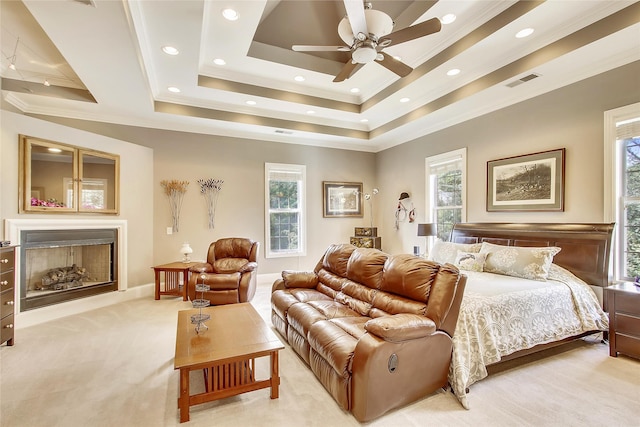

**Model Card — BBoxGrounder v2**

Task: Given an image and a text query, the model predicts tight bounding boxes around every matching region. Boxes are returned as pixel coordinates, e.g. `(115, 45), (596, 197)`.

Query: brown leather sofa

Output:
(188, 238), (259, 305)
(271, 243), (467, 422)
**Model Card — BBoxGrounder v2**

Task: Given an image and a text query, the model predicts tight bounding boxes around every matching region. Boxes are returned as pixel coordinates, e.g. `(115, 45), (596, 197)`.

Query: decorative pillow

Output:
(479, 242), (561, 281)
(454, 250), (487, 272)
(428, 239), (482, 264)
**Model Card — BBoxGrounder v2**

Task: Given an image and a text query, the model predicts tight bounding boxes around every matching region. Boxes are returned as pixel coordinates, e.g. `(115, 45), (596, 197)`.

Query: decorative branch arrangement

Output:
(161, 180), (189, 232)
(197, 178), (224, 229)
(354, 188), (379, 229)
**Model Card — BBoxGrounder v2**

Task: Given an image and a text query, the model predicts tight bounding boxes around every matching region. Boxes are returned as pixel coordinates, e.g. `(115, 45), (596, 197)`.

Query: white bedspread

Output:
(449, 264), (609, 409)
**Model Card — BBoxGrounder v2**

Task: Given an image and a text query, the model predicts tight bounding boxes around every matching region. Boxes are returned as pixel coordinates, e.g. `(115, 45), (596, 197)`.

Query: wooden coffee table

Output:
(174, 303), (284, 423)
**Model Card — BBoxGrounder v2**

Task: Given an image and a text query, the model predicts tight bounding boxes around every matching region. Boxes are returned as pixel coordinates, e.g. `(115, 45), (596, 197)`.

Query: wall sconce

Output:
(180, 242), (193, 263)
(417, 223), (437, 256)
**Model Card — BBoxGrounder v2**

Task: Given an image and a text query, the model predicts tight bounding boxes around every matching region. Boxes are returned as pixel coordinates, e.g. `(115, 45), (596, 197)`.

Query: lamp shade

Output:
(417, 223), (437, 237)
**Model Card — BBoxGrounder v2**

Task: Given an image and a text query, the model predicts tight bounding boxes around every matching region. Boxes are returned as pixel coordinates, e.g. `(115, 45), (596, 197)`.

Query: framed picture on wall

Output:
(323, 181), (363, 217)
(487, 148), (565, 212)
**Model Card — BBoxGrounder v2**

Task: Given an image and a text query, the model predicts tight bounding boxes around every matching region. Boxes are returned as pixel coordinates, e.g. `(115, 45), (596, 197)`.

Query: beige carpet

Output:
(1, 277), (639, 427)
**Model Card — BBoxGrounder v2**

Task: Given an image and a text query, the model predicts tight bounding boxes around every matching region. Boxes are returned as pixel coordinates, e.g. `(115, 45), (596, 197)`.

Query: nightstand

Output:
(606, 282), (640, 360)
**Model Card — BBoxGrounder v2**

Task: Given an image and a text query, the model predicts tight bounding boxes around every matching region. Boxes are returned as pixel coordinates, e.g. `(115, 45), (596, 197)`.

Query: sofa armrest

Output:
(189, 263), (213, 274)
(282, 270), (318, 289)
(239, 261), (257, 274)
(364, 314), (436, 343)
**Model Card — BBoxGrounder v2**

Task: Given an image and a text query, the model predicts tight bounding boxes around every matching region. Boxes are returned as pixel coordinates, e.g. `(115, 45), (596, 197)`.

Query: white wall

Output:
(0, 111), (154, 288)
(376, 61), (640, 255)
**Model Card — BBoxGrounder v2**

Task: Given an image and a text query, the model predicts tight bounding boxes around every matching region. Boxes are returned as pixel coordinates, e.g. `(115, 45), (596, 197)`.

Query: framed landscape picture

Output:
(487, 148), (565, 212)
(323, 181), (363, 217)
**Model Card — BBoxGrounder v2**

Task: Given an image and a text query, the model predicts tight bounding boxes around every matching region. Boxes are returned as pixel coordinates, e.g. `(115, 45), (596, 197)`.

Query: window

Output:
(265, 163), (306, 258)
(605, 102), (640, 280)
(426, 148), (467, 241)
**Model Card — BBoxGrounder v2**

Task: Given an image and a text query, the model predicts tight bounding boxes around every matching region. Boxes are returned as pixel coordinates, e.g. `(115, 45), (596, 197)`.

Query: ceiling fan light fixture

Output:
(8, 62), (16, 70)
(441, 14), (456, 25)
(337, 9), (393, 46)
(352, 45), (377, 63)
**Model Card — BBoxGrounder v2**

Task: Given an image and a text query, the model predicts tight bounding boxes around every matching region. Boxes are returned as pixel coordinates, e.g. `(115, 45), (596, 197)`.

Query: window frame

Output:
(604, 102), (640, 281)
(425, 148), (467, 242)
(264, 162), (307, 259)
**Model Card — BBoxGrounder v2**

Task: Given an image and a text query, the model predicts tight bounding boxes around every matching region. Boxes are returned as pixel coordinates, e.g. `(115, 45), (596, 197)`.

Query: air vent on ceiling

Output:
(274, 129), (293, 135)
(506, 73), (540, 88)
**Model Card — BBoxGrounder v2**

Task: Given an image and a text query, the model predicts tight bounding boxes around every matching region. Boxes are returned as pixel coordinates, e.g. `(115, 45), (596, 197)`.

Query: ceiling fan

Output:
(292, 0), (441, 82)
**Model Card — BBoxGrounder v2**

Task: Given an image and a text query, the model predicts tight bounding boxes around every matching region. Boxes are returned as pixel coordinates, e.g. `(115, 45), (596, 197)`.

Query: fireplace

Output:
(19, 228), (118, 311)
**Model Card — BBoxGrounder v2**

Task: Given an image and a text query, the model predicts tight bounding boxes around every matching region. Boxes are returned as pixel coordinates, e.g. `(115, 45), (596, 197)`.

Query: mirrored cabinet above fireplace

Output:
(19, 135), (120, 214)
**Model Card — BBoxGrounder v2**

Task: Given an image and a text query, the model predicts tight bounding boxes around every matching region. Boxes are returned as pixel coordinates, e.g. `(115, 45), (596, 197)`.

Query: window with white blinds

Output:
(426, 148), (467, 241)
(265, 163), (306, 258)
(605, 102), (640, 281)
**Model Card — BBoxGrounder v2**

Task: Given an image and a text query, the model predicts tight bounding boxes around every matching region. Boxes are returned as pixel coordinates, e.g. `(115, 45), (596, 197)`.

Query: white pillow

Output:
(454, 250), (487, 272)
(479, 242), (561, 281)
(428, 239), (482, 265)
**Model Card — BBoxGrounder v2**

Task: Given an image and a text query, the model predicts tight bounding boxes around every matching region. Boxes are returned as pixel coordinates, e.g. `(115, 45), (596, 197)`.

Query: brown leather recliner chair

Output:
(188, 238), (259, 305)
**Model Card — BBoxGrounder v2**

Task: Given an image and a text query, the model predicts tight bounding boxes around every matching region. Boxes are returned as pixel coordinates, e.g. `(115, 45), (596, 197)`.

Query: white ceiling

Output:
(1, 0), (639, 152)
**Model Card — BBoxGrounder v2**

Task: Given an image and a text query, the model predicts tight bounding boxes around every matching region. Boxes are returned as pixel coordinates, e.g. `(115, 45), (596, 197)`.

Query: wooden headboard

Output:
(450, 223), (615, 288)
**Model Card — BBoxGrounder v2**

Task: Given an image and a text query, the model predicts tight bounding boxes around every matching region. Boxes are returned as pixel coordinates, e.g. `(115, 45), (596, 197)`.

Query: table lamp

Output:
(180, 242), (193, 263)
(417, 223), (437, 256)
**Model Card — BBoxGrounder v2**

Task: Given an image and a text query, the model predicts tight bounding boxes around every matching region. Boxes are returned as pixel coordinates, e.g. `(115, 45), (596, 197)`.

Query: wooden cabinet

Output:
(606, 282), (640, 360)
(1, 246), (16, 346)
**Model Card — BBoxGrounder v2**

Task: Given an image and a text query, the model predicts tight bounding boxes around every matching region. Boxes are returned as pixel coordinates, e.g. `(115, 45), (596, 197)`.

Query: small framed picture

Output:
(323, 181), (363, 217)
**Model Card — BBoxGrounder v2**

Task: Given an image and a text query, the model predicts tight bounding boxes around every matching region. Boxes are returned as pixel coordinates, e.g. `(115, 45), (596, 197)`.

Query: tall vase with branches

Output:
(197, 178), (224, 229)
(161, 180), (189, 232)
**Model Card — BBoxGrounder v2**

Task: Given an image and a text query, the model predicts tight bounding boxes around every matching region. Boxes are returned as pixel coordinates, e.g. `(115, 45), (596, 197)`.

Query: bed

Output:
(438, 222), (615, 409)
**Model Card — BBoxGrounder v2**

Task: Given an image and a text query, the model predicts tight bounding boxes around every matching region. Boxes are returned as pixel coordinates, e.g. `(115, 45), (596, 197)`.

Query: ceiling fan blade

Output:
(333, 60), (360, 82)
(292, 45), (350, 52)
(380, 17), (442, 46)
(343, 0), (368, 40)
(377, 52), (413, 77)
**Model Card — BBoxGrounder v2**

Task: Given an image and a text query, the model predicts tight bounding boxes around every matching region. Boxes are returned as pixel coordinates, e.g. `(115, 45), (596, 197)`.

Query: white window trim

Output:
(604, 102), (640, 280)
(425, 147), (467, 240)
(264, 162), (307, 259)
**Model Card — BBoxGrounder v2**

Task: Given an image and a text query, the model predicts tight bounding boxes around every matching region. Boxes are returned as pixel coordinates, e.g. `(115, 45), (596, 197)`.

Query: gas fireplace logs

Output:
(39, 264), (93, 290)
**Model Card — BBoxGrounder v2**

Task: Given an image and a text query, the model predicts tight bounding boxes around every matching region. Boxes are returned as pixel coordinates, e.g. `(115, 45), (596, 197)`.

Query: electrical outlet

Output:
(166, 227), (173, 235)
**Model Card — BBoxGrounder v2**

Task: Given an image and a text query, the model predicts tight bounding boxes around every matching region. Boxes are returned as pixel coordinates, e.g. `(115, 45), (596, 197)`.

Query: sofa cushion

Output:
(346, 248), (387, 289)
(381, 254), (438, 302)
(335, 281), (376, 316)
(317, 269), (349, 293)
(329, 317), (369, 340)
(290, 288), (333, 303)
(308, 300), (361, 319)
(271, 290), (300, 319)
(213, 258), (248, 274)
(322, 244), (356, 277)
(308, 320), (358, 379)
(370, 289), (427, 316)
(424, 263), (461, 328)
(288, 303), (330, 337)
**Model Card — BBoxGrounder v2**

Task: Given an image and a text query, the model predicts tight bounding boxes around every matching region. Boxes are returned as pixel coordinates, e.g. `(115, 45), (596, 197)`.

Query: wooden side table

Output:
(606, 282), (640, 360)
(152, 262), (198, 301)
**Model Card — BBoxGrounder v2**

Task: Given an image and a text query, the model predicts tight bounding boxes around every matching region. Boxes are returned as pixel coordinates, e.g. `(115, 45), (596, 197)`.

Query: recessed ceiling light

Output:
(48, 148), (62, 153)
(213, 58), (226, 66)
(222, 8), (239, 21)
(350, 88), (360, 93)
(447, 68), (461, 76)
(162, 46), (179, 55)
(307, 110), (315, 114)
(400, 97), (410, 103)
(246, 100), (256, 105)
(43, 79), (50, 87)
(441, 14), (456, 24)
(360, 118), (369, 123)
(168, 86), (180, 93)
(294, 75), (305, 82)
(516, 28), (534, 38)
